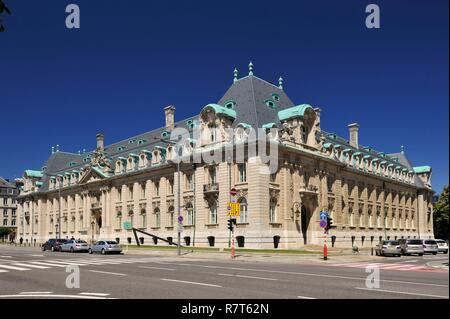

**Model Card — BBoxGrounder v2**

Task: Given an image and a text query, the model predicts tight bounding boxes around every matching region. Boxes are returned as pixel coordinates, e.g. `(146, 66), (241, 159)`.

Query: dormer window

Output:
(272, 94), (280, 101)
(265, 99), (276, 109)
(117, 146), (127, 152)
(128, 139), (136, 144)
(161, 131), (170, 139)
(224, 100), (236, 109)
(137, 139), (146, 145)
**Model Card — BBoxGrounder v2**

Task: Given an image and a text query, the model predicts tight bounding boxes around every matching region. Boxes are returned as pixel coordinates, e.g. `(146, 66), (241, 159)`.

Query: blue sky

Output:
(0, 0), (448, 193)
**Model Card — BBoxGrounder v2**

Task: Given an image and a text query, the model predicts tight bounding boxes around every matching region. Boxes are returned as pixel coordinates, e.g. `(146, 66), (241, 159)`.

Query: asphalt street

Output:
(0, 246), (448, 299)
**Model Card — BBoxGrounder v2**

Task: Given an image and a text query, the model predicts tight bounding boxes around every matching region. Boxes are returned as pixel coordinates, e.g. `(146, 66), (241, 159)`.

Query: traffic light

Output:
(228, 218), (237, 231)
(325, 215), (335, 232)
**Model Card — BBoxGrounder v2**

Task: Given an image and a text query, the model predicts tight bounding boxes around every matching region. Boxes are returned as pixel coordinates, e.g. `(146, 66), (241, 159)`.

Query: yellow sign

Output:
(227, 202), (240, 217)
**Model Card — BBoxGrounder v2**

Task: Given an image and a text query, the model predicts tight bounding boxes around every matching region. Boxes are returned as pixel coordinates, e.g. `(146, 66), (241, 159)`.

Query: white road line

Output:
(297, 295), (317, 299)
(354, 287), (449, 299)
(0, 256), (12, 258)
(20, 292), (52, 294)
(0, 264), (30, 271)
(39, 260), (87, 266)
(29, 254), (44, 257)
(139, 266), (175, 271)
(218, 273), (278, 281)
(87, 270), (127, 276)
(79, 292), (110, 296)
(161, 278), (222, 288)
(0, 269), (8, 273)
(28, 261), (67, 268)
(13, 263), (50, 269)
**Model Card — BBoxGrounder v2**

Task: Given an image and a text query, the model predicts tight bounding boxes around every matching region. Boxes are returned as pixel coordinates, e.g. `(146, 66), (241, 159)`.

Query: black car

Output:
(41, 238), (67, 252)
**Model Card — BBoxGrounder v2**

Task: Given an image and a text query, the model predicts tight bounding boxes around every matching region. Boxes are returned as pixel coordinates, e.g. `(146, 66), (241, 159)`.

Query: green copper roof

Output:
(236, 122), (252, 129)
(278, 104), (313, 121)
(202, 104), (237, 119)
(323, 143), (333, 149)
(353, 152), (362, 156)
(91, 166), (110, 178)
(413, 166), (431, 174)
(25, 170), (43, 178)
(262, 123), (277, 129)
(342, 148), (352, 153)
(36, 181), (43, 187)
(372, 158), (380, 163)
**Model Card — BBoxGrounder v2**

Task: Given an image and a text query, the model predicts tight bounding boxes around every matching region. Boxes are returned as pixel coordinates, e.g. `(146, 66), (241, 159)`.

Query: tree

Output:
(0, 227), (12, 242)
(433, 186), (449, 240)
(0, 0), (11, 32)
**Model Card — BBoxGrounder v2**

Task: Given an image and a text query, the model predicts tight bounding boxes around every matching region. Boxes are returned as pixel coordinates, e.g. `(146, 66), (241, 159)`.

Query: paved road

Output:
(0, 246), (448, 299)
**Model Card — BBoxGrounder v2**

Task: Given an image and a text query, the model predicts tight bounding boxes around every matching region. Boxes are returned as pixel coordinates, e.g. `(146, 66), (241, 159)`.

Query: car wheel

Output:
(419, 253), (423, 256)
(88, 248), (93, 254)
(101, 248), (106, 255)
(433, 252), (437, 255)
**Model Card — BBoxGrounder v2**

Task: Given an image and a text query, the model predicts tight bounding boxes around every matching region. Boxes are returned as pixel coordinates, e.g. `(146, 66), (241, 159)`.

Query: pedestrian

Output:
(71, 236), (75, 240)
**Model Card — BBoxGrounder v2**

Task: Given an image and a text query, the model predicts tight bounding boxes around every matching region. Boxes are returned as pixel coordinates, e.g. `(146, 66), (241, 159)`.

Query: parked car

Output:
(399, 239), (424, 256)
(41, 238), (67, 252)
(422, 239), (439, 255)
(435, 239), (449, 254)
(375, 240), (402, 257)
(89, 240), (122, 255)
(60, 239), (89, 253)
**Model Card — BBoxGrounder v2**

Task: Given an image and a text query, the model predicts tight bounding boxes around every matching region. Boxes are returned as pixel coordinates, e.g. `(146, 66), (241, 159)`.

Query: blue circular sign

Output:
(320, 220), (327, 228)
(178, 215), (184, 223)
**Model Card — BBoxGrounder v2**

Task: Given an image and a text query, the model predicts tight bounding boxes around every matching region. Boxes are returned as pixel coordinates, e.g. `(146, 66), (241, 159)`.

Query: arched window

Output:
(168, 206), (174, 227)
(154, 208), (161, 228)
(238, 197), (248, 223)
(301, 125), (307, 143)
(185, 203), (193, 225)
(140, 209), (147, 229)
(128, 210), (134, 227)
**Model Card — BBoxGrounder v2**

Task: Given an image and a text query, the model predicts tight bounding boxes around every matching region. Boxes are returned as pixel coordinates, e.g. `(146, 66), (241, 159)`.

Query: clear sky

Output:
(0, 0), (448, 193)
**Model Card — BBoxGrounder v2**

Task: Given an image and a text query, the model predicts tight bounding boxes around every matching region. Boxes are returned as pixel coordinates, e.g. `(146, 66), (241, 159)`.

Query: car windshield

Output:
(425, 240), (436, 244)
(75, 240), (87, 244)
(106, 241), (118, 244)
(407, 240), (422, 245)
(383, 241), (399, 245)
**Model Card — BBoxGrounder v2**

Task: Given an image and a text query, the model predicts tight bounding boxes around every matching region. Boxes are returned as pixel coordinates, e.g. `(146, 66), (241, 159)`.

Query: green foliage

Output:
(0, 0), (11, 32)
(433, 186), (449, 240)
(0, 227), (13, 237)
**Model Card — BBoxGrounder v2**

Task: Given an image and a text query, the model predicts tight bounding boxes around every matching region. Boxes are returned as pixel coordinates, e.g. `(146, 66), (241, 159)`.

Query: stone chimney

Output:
(164, 105), (176, 131)
(96, 133), (104, 151)
(348, 123), (360, 148)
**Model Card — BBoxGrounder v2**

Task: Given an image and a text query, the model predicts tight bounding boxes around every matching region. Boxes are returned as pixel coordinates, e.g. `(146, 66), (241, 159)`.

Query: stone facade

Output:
(0, 177), (22, 241)
(16, 65), (435, 248)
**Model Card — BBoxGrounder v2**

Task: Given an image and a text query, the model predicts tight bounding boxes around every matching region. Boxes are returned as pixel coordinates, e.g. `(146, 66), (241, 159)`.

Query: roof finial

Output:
(278, 76), (284, 90)
(233, 67), (238, 82)
(51, 146), (55, 154)
(82, 148), (86, 154)
(78, 150), (81, 155)
(248, 61), (254, 76)
(401, 145), (405, 154)
(56, 144), (60, 152)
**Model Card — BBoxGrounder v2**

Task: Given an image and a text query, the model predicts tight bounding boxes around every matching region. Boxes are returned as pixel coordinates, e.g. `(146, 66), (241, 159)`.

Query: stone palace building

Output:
(17, 64), (434, 248)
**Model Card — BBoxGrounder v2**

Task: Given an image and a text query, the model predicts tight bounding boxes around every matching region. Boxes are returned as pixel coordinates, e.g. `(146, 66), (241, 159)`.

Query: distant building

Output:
(16, 64), (434, 248)
(0, 177), (22, 241)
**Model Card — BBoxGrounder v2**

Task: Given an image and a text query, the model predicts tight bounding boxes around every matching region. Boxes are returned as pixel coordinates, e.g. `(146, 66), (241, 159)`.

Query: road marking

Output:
(297, 295), (317, 299)
(28, 261), (68, 268)
(218, 273), (278, 281)
(0, 264), (30, 271)
(0, 256), (12, 258)
(171, 264), (448, 288)
(139, 266), (175, 271)
(87, 270), (127, 276)
(12, 263), (50, 269)
(20, 292), (52, 294)
(161, 278), (222, 288)
(79, 292), (110, 296)
(354, 287), (448, 299)
(0, 269), (8, 273)
(38, 260), (87, 266)
(29, 254), (45, 257)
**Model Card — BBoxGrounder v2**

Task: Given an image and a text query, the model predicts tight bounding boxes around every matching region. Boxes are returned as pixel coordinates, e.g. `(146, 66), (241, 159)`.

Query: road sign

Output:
(320, 220), (327, 228)
(178, 215), (184, 223)
(320, 212), (327, 221)
(230, 188), (237, 196)
(177, 223), (184, 233)
(123, 221), (132, 230)
(227, 202), (240, 217)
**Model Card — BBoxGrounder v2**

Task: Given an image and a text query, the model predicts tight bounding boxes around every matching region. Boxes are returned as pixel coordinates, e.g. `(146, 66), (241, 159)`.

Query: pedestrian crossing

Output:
(0, 257), (167, 274)
(326, 261), (447, 272)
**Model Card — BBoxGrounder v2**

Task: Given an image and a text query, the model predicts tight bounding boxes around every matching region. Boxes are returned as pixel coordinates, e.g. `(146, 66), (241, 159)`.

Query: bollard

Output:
(371, 247), (374, 256)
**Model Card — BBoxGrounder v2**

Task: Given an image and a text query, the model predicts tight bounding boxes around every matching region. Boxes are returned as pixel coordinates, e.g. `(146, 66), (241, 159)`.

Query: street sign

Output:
(177, 223), (184, 233)
(178, 215), (184, 223)
(123, 221), (132, 230)
(227, 202), (240, 217)
(320, 220), (327, 228)
(320, 212), (327, 221)
(230, 188), (237, 196)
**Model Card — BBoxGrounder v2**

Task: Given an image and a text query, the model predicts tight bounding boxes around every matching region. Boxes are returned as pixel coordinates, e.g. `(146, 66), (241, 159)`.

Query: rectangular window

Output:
(155, 212), (160, 228)
(3, 209), (7, 216)
(3, 198), (7, 205)
(209, 168), (216, 184)
(141, 184), (146, 199)
(155, 181), (160, 197)
(11, 219), (16, 226)
(238, 164), (247, 183)
(269, 205), (276, 223)
(129, 186), (134, 200)
(142, 213), (147, 229)
(168, 179), (174, 195)
(186, 174), (194, 190)
(117, 188), (122, 202)
(3, 219), (7, 226)
(210, 206), (217, 224)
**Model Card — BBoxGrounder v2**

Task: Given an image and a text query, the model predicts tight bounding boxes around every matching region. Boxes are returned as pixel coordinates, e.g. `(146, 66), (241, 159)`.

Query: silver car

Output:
(60, 240), (89, 253)
(435, 239), (449, 254)
(400, 239), (424, 256)
(422, 239), (439, 255)
(375, 240), (402, 257)
(89, 240), (122, 255)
